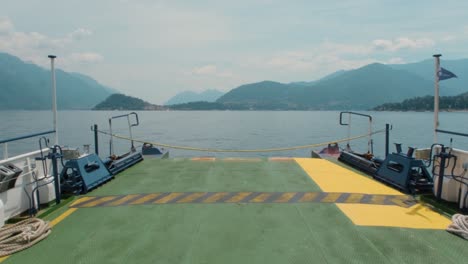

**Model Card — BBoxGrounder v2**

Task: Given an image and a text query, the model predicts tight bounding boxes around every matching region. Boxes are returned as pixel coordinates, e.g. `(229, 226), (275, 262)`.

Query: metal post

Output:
(51, 146), (61, 204)
(433, 54), (441, 143)
(385, 124), (390, 157)
(368, 118), (372, 153)
(48, 55), (58, 146)
(436, 146), (446, 201)
(347, 113), (351, 147)
(109, 118), (113, 156)
(94, 124), (99, 155)
(3, 143), (7, 159)
(127, 115), (134, 150)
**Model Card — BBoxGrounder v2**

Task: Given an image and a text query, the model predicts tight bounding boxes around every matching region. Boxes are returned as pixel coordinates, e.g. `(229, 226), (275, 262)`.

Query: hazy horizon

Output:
(2, 1), (468, 104)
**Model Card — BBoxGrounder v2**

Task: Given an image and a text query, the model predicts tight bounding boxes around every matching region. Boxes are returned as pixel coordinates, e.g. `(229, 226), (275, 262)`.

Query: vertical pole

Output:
(109, 118), (113, 156)
(385, 124), (390, 157)
(94, 124), (99, 155)
(347, 113), (351, 147)
(368, 118), (372, 153)
(433, 54), (441, 143)
(48, 55), (58, 145)
(436, 146), (446, 201)
(3, 143), (7, 160)
(51, 146), (61, 204)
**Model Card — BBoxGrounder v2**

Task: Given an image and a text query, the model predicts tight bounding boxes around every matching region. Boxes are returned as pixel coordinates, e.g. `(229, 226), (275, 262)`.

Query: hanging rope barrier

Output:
(94, 129), (385, 153)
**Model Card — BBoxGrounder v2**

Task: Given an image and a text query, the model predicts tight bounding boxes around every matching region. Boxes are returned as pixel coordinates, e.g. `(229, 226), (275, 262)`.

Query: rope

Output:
(446, 214), (468, 240)
(0, 218), (51, 257)
(96, 129), (385, 153)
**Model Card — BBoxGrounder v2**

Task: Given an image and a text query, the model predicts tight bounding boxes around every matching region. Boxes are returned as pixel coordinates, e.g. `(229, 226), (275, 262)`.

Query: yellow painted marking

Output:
(251, 193), (272, 203)
(299, 192), (319, 202)
(153, 192), (184, 204)
(191, 157), (216, 161)
(176, 192), (208, 203)
(70, 196), (94, 207)
(0, 256), (9, 262)
(370, 194), (387, 205)
(130, 194), (161, 205)
(294, 158), (401, 195)
(389, 197), (412, 207)
(226, 192), (252, 203)
(337, 204), (451, 229)
(50, 208), (78, 227)
(321, 192), (342, 203)
(275, 192), (296, 203)
(295, 158), (450, 229)
(269, 157), (294, 161)
(204, 192), (230, 203)
(223, 158), (262, 162)
(345, 193), (365, 204)
(108, 194), (141, 206)
(80, 196), (117, 208)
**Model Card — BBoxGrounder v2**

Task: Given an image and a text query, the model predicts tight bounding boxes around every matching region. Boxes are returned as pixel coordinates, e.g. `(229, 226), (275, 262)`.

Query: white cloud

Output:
(69, 52), (104, 63)
(0, 17), (14, 34)
(387, 57), (405, 64)
(372, 37), (434, 51)
(190, 64), (233, 78)
(0, 17), (99, 68)
(192, 65), (218, 75)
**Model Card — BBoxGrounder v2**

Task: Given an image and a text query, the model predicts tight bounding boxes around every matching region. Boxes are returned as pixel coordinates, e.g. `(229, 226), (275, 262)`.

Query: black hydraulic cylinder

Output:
(385, 124), (390, 157)
(51, 146), (61, 204)
(436, 147), (447, 200)
(94, 124), (99, 155)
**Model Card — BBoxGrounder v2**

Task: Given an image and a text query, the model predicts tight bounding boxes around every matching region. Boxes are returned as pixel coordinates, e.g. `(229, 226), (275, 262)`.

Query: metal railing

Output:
(1, 130), (55, 160)
(339, 111), (373, 153)
(108, 112), (139, 155)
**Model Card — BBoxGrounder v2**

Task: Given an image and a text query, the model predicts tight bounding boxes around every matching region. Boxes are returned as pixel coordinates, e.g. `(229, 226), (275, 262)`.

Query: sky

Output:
(2, 0), (468, 104)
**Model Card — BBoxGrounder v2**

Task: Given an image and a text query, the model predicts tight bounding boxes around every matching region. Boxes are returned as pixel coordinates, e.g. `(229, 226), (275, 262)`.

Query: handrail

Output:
(339, 111), (372, 126)
(108, 112), (139, 155)
(110, 112), (139, 127)
(436, 129), (468, 138)
(339, 111), (373, 153)
(0, 130), (55, 144)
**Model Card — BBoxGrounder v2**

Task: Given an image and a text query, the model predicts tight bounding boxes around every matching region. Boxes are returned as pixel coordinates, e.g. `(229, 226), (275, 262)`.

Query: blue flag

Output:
(438, 67), (457, 81)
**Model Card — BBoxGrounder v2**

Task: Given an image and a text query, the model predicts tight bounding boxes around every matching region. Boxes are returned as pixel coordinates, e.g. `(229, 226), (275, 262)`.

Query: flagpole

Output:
(433, 54), (441, 143)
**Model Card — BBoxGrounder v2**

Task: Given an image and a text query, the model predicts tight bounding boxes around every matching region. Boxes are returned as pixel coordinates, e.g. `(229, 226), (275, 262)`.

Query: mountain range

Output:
(165, 89), (224, 105)
(2, 51), (467, 111)
(217, 62), (466, 110)
(0, 52), (114, 110)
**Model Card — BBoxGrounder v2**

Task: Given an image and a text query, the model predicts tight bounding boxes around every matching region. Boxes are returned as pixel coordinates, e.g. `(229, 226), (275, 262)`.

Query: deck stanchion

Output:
(94, 124), (99, 155)
(51, 146), (61, 204)
(385, 124), (390, 158)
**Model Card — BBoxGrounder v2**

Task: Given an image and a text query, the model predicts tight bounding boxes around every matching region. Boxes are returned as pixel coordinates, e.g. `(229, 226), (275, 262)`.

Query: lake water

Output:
(1, 110), (468, 159)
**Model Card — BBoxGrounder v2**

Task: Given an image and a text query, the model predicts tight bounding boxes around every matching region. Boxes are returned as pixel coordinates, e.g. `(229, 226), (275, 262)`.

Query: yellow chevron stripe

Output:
(80, 196), (117, 207)
(177, 192), (208, 203)
(153, 192), (184, 204)
(250, 193), (272, 203)
(299, 192), (319, 202)
(321, 192), (342, 203)
(275, 192), (296, 203)
(345, 193), (365, 204)
(130, 194), (161, 205)
(226, 192), (252, 203)
(108, 194), (141, 206)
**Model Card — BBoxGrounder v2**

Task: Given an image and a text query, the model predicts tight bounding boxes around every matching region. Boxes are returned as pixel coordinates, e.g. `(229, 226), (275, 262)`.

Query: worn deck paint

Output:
(3, 158), (466, 264)
(70, 192), (416, 208)
(294, 158), (451, 229)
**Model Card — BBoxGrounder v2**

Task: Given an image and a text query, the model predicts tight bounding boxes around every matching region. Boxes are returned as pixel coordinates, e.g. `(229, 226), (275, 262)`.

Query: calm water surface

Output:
(1, 110), (468, 158)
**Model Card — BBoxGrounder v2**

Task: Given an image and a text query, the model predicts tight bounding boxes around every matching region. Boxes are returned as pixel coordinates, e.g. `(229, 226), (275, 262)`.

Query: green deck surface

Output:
(4, 159), (467, 264)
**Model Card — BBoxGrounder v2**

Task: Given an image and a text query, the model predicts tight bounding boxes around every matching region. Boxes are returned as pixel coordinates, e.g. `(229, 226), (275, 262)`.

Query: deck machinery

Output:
(339, 145), (433, 194)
